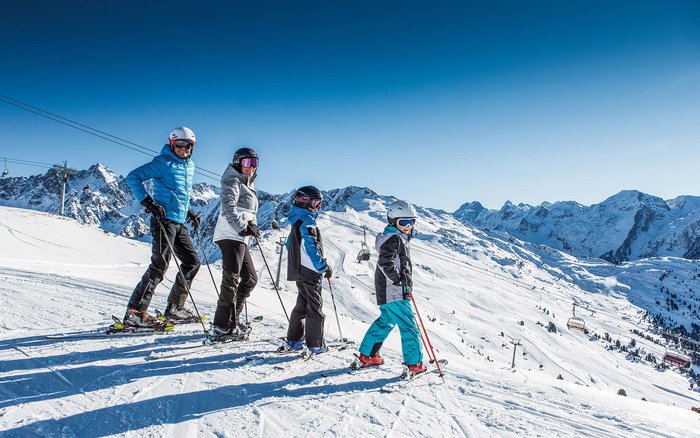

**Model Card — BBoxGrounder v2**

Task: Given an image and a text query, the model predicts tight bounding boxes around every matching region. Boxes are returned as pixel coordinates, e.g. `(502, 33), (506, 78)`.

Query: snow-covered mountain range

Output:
(1, 163), (699, 435)
(0, 164), (398, 260)
(454, 191), (700, 263)
(1, 163), (700, 336)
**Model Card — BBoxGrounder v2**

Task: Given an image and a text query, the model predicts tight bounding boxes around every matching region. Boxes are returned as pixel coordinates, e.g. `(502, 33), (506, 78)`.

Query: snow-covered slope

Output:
(1, 205), (698, 437)
(455, 191), (700, 263)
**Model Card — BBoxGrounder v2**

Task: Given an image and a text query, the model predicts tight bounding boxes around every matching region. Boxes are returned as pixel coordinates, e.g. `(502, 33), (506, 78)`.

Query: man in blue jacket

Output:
(123, 127), (202, 327)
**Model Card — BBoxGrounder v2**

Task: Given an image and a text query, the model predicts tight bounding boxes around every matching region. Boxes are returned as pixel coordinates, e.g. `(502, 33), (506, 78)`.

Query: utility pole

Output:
(275, 236), (286, 289)
(510, 338), (522, 368)
(53, 161), (78, 216)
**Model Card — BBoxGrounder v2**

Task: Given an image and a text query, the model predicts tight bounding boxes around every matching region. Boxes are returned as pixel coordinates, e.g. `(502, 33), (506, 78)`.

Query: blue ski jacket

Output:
(286, 205), (329, 280)
(125, 145), (195, 224)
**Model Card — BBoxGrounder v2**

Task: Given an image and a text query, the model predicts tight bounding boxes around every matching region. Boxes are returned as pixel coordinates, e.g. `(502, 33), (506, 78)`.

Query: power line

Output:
(0, 94), (221, 182)
(2, 157), (56, 169)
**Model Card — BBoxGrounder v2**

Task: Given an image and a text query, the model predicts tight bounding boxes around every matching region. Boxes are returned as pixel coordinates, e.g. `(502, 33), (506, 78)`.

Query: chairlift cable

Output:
(0, 95), (221, 182)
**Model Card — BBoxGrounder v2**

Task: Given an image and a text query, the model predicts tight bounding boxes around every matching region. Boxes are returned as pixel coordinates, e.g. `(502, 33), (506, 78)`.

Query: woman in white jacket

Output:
(209, 147), (260, 341)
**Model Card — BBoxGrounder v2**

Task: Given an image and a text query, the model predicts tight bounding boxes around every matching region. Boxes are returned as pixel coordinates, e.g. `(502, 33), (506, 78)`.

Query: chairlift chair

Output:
(567, 302), (587, 333)
(2, 158), (8, 177)
(356, 225), (371, 263)
(566, 317), (587, 332)
(356, 242), (371, 263)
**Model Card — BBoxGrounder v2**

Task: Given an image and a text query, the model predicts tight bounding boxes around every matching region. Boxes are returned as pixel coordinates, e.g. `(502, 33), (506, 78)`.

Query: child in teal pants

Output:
(356, 201), (426, 375)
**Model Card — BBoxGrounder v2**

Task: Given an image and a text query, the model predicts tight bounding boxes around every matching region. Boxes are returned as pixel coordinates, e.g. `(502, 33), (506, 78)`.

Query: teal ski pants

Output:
(359, 299), (423, 365)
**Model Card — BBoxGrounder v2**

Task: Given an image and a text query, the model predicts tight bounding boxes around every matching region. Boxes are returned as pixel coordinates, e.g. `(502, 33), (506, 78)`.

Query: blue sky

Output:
(2, 1), (699, 210)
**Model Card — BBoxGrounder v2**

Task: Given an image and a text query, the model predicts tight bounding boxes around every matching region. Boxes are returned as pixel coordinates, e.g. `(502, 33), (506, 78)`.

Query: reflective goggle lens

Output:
(173, 139), (194, 148)
(240, 157), (259, 168)
(296, 196), (322, 209)
(397, 218), (415, 227)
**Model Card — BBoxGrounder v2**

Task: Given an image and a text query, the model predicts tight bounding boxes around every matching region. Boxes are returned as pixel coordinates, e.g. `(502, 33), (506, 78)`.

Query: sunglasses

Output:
(240, 157), (259, 168)
(172, 139), (194, 149)
(397, 218), (416, 227)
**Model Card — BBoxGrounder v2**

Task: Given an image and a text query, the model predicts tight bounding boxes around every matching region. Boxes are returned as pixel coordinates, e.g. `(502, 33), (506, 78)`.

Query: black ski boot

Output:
(164, 302), (194, 321)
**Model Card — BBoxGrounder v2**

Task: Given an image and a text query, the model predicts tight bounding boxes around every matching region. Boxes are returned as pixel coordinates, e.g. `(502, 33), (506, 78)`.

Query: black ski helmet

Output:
(292, 185), (323, 210)
(232, 147), (259, 172)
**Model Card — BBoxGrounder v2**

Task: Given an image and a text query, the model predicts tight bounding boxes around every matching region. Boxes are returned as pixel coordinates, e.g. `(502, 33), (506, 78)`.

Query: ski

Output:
(298, 342), (352, 361)
(146, 338), (278, 361)
(146, 318), (270, 361)
(47, 316), (175, 339)
(380, 359), (448, 393)
(47, 330), (172, 339)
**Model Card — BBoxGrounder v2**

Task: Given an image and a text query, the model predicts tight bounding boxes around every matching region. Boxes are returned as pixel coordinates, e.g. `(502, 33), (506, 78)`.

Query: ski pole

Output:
(326, 278), (345, 342)
(156, 218), (208, 334)
(193, 227), (221, 299)
(254, 236), (290, 322)
(404, 281), (434, 364)
(409, 290), (445, 381)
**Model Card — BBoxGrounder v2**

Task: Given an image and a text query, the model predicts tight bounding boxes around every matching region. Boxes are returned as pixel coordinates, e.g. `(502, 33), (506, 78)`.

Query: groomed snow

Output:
(0, 206), (698, 437)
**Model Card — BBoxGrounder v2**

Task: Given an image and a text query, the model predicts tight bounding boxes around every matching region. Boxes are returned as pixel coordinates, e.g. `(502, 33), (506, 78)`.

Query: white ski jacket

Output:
(213, 165), (258, 245)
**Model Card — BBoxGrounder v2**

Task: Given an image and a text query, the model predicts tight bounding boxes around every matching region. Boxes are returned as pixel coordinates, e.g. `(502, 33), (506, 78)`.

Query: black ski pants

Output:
(287, 271), (325, 348)
(213, 239), (258, 328)
(128, 217), (201, 312)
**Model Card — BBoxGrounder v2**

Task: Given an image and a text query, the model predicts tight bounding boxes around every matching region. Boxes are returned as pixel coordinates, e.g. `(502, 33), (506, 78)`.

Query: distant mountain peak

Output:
(454, 190), (700, 263)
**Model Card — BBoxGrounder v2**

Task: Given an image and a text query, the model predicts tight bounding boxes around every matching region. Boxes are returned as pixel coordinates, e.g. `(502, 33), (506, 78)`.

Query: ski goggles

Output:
(297, 197), (323, 209)
(171, 139), (195, 149)
(240, 157), (259, 168)
(396, 218), (416, 227)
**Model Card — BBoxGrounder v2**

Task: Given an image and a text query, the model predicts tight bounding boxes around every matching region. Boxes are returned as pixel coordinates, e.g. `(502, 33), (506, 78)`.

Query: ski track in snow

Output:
(1, 206), (699, 437)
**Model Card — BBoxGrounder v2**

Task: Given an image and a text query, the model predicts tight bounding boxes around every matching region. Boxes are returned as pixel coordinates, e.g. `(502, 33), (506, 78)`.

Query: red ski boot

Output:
(351, 353), (384, 370)
(404, 362), (427, 377)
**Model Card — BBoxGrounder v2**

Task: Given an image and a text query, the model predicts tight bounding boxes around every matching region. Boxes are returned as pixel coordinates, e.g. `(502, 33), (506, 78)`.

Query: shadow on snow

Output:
(3, 364), (395, 437)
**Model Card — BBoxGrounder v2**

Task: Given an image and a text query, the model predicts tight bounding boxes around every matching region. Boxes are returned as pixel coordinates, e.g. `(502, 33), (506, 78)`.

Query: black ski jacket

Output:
(374, 226), (412, 305)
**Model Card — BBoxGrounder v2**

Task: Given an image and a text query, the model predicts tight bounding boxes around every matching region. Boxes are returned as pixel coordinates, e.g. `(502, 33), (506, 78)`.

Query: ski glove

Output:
(324, 265), (333, 279)
(394, 272), (412, 291)
(186, 210), (201, 230)
(141, 195), (166, 222)
(239, 221), (260, 237)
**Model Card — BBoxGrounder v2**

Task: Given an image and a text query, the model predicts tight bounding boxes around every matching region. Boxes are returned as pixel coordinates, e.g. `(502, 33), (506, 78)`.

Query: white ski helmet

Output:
(386, 200), (418, 224)
(169, 126), (196, 144)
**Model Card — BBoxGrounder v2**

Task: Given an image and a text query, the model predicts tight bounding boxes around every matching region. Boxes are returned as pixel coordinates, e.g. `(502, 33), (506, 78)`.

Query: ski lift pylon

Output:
(356, 225), (371, 263)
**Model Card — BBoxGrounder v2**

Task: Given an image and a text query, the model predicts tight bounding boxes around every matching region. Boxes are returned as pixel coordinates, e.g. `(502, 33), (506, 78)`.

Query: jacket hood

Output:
(226, 164), (254, 186)
(287, 204), (318, 224)
(384, 224), (414, 240)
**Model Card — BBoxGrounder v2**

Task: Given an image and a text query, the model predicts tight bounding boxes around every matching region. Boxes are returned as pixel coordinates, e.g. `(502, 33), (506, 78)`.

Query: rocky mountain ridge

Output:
(454, 190), (700, 263)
